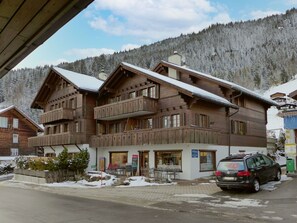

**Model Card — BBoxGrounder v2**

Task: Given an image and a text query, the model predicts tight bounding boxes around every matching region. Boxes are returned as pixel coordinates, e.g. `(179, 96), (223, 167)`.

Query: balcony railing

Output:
(39, 108), (74, 124)
(94, 96), (158, 120)
(90, 127), (221, 148)
(28, 132), (86, 147)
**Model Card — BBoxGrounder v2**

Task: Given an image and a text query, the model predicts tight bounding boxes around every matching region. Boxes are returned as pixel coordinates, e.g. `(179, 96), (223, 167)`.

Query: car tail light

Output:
(215, 171), (222, 176)
(237, 170), (251, 177)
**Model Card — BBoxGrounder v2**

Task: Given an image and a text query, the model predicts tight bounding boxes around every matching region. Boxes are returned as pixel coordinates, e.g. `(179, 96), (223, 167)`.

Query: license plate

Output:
(223, 177), (236, 181)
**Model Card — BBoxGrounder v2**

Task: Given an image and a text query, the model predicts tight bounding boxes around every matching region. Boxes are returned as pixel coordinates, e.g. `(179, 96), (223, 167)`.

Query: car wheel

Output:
(274, 169), (281, 181)
(251, 179), (260, 192)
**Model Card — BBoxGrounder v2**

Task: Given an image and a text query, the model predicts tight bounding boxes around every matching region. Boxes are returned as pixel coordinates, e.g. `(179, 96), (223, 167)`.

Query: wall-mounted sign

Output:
(192, 149), (198, 158)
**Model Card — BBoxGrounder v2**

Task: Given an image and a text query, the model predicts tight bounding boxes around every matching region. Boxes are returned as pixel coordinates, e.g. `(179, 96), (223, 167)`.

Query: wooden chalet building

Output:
(28, 67), (104, 170)
(90, 54), (278, 180)
(0, 105), (43, 156)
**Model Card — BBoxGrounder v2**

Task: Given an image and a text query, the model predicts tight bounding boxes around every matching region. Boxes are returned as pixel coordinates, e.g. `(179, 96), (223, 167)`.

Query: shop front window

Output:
(110, 152), (128, 168)
(155, 150), (182, 170)
(200, 150), (216, 171)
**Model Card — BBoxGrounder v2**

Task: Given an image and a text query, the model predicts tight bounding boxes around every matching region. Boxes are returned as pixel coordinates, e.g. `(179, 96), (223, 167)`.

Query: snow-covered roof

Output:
(0, 105), (43, 132)
(121, 62), (237, 109)
(161, 61), (278, 107)
(53, 67), (104, 92)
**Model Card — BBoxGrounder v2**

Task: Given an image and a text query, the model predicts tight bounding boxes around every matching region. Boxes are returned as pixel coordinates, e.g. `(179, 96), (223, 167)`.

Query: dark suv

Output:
(215, 153), (281, 192)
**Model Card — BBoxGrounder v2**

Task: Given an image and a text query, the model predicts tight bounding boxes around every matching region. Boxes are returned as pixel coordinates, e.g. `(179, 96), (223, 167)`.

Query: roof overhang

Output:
(0, 0), (93, 78)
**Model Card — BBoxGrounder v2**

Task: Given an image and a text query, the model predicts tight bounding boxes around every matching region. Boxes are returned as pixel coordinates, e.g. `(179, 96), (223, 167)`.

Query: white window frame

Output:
(11, 148), (19, 156)
(13, 118), (19, 128)
(0, 117), (8, 128)
(13, 134), (19, 143)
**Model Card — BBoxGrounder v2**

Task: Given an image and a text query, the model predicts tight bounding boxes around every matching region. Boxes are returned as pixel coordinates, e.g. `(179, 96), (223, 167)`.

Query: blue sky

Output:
(16, 0), (297, 69)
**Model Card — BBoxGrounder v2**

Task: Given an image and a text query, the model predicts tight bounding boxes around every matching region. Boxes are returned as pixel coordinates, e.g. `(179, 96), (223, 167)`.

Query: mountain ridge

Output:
(1, 8), (297, 122)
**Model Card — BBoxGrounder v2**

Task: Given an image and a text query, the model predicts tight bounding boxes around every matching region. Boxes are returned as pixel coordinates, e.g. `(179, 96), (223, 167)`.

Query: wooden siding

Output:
(90, 127), (222, 147)
(0, 109), (38, 156)
(94, 96), (158, 120)
(39, 108), (74, 124)
(28, 132), (87, 147)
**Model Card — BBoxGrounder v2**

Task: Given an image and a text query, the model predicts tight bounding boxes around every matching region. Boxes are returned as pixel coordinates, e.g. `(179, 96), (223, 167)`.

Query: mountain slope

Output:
(1, 8), (297, 122)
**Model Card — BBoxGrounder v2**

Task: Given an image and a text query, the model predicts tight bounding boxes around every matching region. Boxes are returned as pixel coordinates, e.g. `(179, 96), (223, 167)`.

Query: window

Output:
(142, 88), (148, 97)
(155, 150), (182, 170)
(231, 120), (247, 135)
(110, 122), (121, 133)
(172, 114), (180, 127)
(110, 152), (128, 167)
(146, 118), (153, 129)
(163, 115), (171, 128)
(75, 122), (80, 133)
(12, 134), (19, 143)
(195, 114), (210, 128)
(129, 91), (136, 99)
(200, 150), (216, 171)
(0, 117), (8, 128)
(149, 86), (156, 98)
(13, 118), (19, 128)
(63, 123), (68, 132)
(11, 148), (19, 156)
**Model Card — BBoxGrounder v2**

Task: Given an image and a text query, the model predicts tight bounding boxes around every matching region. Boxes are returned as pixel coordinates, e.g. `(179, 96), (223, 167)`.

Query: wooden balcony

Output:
(90, 127), (221, 148)
(28, 132), (86, 147)
(94, 96), (158, 121)
(39, 108), (74, 124)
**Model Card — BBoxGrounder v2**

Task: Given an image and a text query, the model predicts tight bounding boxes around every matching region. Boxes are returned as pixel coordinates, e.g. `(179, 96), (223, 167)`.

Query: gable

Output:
(0, 107), (42, 132)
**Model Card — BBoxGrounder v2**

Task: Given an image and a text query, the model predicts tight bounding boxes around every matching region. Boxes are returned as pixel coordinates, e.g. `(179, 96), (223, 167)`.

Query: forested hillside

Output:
(1, 8), (297, 122)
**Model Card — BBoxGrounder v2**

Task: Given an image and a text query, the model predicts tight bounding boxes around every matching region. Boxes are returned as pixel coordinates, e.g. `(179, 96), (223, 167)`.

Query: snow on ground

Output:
(260, 174), (292, 191)
(0, 173), (13, 181)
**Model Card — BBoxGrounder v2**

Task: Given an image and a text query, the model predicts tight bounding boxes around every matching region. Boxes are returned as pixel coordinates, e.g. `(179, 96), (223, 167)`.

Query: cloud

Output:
(121, 44), (140, 51)
(285, 0), (297, 5)
(250, 10), (281, 20)
(65, 48), (115, 58)
(89, 0), (231, 41)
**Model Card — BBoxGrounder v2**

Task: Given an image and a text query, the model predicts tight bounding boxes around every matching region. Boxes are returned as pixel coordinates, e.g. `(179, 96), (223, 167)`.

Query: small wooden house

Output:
(0, 105), (43, 156)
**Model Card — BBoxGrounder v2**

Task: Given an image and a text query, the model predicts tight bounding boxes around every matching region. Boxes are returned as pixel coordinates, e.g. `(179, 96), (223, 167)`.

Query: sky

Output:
(15, 0), (297, 69)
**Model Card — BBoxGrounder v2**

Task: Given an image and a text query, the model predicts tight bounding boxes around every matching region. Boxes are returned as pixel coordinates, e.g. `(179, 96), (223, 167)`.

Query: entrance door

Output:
(139, 151), (149, 176)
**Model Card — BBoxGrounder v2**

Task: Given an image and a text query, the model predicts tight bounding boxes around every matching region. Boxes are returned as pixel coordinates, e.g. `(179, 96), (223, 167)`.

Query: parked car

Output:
(215, 153), (281, 192)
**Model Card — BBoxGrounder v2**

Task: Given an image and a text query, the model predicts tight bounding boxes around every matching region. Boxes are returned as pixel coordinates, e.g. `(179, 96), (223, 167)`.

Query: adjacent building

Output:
(0, 105), (43, 156)
(28, 67), (104, 170)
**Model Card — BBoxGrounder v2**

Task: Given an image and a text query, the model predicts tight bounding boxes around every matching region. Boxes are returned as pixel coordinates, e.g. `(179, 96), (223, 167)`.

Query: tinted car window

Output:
(217, 161), (245, 171)
(246, 158), (256, 169)
(255, 156), (266, 166)
(262, 155), (274, 166)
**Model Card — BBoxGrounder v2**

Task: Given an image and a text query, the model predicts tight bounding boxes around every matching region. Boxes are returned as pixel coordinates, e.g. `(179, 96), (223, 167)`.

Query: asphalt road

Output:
(0, 186), (227, 223)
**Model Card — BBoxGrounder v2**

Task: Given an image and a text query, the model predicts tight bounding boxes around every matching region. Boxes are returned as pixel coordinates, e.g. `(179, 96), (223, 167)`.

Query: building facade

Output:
(28, 67), (104, 170)
(0, 106), (43, 156)
(90, 55), (277, 179)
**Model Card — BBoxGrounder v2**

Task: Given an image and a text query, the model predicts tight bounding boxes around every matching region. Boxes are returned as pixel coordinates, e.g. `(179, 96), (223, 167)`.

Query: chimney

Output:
(98, 69), (107, 81)
(168, 51), (181, 79)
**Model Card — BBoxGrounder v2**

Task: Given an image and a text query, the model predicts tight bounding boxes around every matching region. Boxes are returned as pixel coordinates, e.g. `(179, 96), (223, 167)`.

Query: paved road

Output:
(1, 176), (297, 223)
(0, 186), (227, 223)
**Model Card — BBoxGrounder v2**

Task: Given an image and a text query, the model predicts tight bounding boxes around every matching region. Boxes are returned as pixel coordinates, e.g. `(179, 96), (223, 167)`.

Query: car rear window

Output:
(217, 161), (245, 171)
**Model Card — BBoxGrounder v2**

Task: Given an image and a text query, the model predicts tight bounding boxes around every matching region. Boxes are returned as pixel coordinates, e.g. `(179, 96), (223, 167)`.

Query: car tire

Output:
(274, 169), (281, 181)
(251, 179), (260, 193)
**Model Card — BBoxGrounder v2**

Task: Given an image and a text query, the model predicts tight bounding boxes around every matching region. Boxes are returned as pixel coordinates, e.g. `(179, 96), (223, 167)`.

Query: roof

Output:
(0, 0), (94, 78)
(52, 67), (104, 92)
(116, 62), (238, 109)
(157, 61), (279, 107)
(0, 105), (43, 132)
(31, 67), (103, 109)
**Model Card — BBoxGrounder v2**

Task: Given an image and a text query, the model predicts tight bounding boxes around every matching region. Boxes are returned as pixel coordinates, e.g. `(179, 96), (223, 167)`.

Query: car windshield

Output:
(217, 161), (245, 171)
